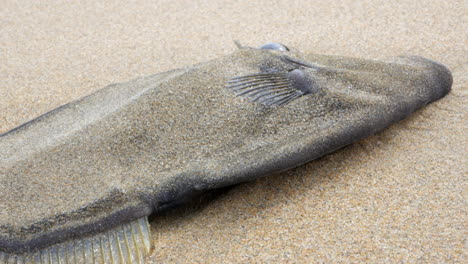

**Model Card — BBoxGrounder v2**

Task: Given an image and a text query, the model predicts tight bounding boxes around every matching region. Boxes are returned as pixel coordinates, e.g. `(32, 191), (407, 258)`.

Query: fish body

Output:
(0, 46), (452, 263)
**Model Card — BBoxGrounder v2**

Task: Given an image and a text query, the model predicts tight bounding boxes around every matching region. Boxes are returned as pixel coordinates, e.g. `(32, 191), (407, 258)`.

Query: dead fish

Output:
(0, 42), (452, 263)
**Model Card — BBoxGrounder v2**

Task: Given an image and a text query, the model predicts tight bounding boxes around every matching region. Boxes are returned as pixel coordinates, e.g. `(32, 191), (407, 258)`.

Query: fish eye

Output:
(258, 42), (289, 51)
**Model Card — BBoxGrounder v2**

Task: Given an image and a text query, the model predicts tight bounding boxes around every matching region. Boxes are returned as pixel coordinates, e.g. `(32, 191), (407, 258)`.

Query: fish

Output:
(0, 42), (452, 263)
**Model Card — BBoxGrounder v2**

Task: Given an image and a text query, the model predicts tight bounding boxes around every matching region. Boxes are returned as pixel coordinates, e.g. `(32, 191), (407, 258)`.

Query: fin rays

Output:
(0, 217), (152, 264)
(226, 72), (306, 107)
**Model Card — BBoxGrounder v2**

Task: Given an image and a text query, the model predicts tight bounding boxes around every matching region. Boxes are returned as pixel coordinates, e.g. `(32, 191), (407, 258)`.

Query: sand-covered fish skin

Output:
(0, 47), (452, 260)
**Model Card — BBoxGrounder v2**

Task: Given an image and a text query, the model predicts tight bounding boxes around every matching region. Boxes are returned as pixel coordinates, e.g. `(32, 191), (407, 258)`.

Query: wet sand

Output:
(1, 0), (466, 263)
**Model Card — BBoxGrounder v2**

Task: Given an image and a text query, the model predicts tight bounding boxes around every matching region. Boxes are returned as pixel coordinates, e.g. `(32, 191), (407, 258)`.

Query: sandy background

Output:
(1, 0), (466, 263)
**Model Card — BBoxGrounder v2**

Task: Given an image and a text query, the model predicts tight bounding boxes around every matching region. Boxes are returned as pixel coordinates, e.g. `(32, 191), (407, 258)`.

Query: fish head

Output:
(228, 42), (452, 110)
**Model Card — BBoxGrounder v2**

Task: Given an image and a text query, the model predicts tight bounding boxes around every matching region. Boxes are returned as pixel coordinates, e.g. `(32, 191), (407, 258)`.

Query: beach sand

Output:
(1, 0), (466, 262)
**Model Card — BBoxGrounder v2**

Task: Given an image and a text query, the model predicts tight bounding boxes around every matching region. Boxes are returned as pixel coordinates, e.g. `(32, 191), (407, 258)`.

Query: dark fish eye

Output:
(258, 42), (289, 51)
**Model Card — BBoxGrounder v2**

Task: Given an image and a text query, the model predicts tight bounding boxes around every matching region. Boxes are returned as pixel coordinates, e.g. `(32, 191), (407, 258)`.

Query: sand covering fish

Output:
(0, 44), (452, 263)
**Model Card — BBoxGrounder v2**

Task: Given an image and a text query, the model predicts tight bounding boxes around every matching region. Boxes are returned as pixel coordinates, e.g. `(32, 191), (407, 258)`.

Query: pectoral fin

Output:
(226, 69), (316, 107)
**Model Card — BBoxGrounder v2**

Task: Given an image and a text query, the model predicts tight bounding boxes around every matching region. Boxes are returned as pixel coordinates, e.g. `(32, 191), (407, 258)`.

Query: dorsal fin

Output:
(226, 69), (315, 107)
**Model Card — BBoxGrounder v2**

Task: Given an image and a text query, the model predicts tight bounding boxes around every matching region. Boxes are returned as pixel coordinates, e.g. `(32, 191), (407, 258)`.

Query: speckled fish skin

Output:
(0, 47), (452, 255)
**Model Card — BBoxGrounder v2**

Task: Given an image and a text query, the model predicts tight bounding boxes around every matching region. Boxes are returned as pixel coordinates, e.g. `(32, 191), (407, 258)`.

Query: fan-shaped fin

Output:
(0, 217), (152, 264)
(226, 71), (310, 107)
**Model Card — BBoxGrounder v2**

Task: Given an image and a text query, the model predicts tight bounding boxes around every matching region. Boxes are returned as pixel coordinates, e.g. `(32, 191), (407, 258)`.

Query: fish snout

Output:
(394, 55), (452, 102)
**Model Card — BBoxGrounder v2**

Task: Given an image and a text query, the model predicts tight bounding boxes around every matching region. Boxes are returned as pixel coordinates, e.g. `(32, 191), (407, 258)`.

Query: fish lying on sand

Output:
(0, 42), (452, 263)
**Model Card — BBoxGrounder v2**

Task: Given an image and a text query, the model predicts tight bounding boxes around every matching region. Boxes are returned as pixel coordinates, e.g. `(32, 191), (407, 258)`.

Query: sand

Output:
(1, 0), (466, 263)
